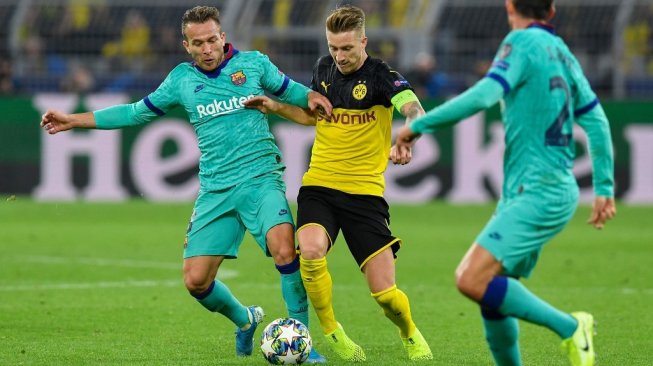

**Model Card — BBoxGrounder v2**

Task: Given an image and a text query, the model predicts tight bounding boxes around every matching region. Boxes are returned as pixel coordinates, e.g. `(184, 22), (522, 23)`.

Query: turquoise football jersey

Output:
(409, 23), (613, 198)
(149, 44), (298, 191)
(96, 44), (309, 192)
(486, 23), (601, 198)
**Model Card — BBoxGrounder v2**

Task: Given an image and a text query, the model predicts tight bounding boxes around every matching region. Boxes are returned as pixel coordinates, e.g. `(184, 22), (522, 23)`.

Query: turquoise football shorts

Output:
(476, 188), (578, 278)
(183, 171), (294, 259)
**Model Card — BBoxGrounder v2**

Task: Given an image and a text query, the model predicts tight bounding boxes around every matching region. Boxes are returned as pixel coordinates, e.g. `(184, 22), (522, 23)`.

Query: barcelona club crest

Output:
(231, 71), (246, 86)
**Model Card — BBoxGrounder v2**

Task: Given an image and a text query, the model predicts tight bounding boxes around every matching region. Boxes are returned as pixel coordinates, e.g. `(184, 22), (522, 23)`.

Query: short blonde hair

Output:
(325, 5), (365, 35)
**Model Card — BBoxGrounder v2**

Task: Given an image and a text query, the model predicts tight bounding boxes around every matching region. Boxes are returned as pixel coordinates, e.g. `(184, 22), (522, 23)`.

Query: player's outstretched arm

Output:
(40, 110), (96, 135)
(245, 96), (317, 126)
(588, 196), (616, 230)
(390, 99), (425, 165)
(410, 77), (505, 134)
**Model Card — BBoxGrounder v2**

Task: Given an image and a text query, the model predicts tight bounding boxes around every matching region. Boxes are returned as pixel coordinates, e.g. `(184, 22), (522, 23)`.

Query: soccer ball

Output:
(260, 317), (312, 365)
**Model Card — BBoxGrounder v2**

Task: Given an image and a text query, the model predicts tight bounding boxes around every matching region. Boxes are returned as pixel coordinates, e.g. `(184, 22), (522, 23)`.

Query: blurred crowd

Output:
(7, 1), (187, 95)
(1, 0), (653, 98)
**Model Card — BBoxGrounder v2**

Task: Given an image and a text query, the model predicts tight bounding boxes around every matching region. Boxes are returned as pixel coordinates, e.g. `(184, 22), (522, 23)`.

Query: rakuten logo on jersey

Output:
(197, 95), (255, 118)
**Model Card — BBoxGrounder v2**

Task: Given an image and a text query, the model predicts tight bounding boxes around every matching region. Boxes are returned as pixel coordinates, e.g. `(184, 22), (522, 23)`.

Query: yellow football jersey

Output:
(304, 56), (414, 196)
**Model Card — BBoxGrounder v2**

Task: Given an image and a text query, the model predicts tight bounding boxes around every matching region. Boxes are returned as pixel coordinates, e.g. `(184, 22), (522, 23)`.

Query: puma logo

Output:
(321, 81), (331, 93)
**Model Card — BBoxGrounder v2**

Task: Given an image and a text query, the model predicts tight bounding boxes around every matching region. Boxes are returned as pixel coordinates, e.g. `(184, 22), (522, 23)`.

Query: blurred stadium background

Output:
(1, 0), (653, 203)
(2, 0), (653, 97)
(2, 2), (653, 365)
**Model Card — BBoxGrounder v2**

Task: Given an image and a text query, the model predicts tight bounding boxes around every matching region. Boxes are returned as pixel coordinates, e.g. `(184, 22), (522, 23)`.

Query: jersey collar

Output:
(527, 22), (555, 34)
(193, 43), (239, 78)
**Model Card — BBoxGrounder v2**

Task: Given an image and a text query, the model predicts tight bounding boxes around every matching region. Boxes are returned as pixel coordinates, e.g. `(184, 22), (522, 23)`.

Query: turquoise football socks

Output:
(277, 256), (310, 327)
(498, 277), (577, 339)
(278, 256), (327, 363)
(193, 280), (250, 327)
(481, 308), (522, 366)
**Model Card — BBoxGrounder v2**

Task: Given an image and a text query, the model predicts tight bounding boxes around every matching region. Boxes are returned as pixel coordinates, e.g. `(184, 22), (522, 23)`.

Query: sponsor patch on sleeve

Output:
(492, 60), (511, 70)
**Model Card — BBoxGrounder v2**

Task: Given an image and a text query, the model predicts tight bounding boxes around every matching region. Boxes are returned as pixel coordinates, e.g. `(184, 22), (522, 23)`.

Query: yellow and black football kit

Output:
(297, 55), (419, 268)
(298, 57), (430, 356)
(303, 55), (415, 197)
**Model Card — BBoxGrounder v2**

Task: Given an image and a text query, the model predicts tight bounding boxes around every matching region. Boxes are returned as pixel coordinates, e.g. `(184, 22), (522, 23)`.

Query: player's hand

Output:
(395, 125), (420, 150)
(390, 144), (412, 165)
(40, 109), (74, 135)
(244, 96), (279, 114)
(587, 196), (616, 230)
(307, 91), (332, 120)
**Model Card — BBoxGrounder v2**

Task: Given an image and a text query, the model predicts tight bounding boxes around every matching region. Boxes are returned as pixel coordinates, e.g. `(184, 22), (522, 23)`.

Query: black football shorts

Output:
(296, 186), (401, 269)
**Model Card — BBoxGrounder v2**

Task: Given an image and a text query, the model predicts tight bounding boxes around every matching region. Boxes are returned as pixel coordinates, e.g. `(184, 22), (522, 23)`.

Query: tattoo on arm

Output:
(401, 101), (425, 125)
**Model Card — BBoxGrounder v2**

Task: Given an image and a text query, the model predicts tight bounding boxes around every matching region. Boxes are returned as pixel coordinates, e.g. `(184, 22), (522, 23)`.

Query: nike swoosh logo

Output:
(581, 337), (589, 351)
(580, 320), (590, 351)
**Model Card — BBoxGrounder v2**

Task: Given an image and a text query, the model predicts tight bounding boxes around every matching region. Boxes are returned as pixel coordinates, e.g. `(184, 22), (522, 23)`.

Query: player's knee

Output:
(298, 242), (326, 260)
(183, 272), (212, 296)
(297, 226), (328, 260)
(267, 227), (296, 264)
(267, 223), (294, 247)
(271, 243), (297, 265)
(455, 271), (484, 301)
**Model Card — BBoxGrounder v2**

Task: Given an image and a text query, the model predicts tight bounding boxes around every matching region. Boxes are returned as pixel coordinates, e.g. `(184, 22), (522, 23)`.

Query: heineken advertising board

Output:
(1, 94), (652, 203)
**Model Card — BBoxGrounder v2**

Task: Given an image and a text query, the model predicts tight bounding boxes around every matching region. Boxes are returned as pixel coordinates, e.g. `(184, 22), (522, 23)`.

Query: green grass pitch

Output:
(1, 199), (651, 365)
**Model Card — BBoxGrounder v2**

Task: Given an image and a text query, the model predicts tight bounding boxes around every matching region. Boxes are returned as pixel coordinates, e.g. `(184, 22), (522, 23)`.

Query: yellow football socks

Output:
(299, 256), (337, 334)
(372, 285), (416, 338)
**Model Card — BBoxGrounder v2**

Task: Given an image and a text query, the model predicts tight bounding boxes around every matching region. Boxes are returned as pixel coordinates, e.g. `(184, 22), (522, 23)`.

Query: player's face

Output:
(183, 20), (226, 72)
(326, 29), (368, 75)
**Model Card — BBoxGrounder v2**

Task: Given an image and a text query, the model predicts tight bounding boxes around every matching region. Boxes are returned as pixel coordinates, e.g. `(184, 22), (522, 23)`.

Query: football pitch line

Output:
(0, 255), (239, 291)
(0, 278), (653, 296)
(3, 256), (652, 296)
(10, 255), (238, 277)
(15, 255), (182, 270)
(0, 279), (182, 291)
(1, 278), (650, 295)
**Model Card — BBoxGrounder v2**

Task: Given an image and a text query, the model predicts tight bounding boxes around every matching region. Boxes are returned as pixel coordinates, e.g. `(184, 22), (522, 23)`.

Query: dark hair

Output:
(181, 6), (221, 38)
(325, 5), (365, 34)
(512, 0), (554, 20)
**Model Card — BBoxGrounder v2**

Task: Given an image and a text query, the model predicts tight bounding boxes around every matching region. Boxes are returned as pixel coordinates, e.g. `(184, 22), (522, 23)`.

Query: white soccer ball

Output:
(260, 317), (312, 365)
